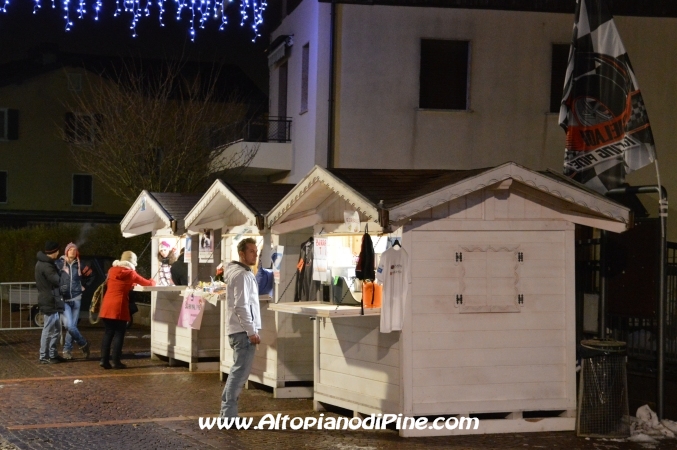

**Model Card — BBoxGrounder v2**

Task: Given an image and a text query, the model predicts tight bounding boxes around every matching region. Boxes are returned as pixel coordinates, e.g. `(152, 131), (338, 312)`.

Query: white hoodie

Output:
(224, 261), (261, 336)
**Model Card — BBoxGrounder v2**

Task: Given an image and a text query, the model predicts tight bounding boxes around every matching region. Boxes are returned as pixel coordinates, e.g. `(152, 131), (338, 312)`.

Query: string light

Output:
(0, 0), (265, 39)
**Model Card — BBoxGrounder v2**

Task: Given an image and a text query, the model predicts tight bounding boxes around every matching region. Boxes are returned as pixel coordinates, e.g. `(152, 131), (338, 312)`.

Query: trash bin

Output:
(576, 339), (630, 437)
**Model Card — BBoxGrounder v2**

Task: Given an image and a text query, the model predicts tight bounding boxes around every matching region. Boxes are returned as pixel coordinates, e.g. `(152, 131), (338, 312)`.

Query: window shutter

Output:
(7, 109), (19, 140)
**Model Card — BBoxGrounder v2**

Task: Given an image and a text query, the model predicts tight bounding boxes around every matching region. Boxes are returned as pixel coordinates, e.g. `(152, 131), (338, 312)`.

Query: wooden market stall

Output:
(120, 190), (220, 371)
(267, 162), (632, 437)
(183, 179), (315, 398)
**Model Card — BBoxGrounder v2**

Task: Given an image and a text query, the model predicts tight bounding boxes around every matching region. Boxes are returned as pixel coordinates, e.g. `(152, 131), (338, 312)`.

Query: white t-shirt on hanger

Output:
(375, 246), (410, 333)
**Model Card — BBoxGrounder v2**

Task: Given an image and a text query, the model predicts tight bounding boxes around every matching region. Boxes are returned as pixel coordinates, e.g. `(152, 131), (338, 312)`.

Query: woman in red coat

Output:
(99, 251), (155, 369)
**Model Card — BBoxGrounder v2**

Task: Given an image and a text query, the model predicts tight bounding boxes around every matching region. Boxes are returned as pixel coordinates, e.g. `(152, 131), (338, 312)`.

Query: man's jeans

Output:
(62, 297), (87, 351)
(39, 312), (60, 360)
(220, 332), (256, 418)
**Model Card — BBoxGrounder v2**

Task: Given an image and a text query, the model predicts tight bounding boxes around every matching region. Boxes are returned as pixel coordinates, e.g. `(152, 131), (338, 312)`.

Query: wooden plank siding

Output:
(316, 316), (401, 410)
(404, 187), (575, 416)
(151, 290), (221, 361)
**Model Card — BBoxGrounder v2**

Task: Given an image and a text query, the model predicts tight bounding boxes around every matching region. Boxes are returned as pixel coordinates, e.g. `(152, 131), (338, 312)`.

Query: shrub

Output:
(0, 224), (152, 283)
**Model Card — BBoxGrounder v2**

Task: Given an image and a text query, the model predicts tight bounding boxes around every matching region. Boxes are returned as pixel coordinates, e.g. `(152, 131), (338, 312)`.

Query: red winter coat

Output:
(99, 265), (155, 321)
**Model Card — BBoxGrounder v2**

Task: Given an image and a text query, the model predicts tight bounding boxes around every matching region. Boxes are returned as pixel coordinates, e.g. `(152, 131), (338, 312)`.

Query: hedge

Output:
(0, 224), (152, 283)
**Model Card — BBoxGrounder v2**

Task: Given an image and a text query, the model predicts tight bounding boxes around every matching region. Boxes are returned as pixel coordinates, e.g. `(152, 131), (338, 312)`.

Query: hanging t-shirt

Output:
(375, 246), (410, 333)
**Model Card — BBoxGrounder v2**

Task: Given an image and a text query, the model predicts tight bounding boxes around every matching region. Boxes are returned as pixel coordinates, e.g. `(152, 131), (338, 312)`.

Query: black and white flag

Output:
(559, 0), (655, 194)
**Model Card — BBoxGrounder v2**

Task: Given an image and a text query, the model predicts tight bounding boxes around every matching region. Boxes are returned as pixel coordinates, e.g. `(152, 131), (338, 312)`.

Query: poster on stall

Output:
(199, 229), (214, 263)
(344, 210), (360, 233)
(177, 291), (205, 330)
(272, 246), (284, 282)
(157, 237), (179, 286)
(313, 236), (328, 282)
(184, 237), (192, 264)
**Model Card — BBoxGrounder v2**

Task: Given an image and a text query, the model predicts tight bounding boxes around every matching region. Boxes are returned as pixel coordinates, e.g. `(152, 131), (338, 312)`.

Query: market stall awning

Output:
(184, 179), (294, 233)
(266, 162), (632, 234)
(120, 191), (203, 237)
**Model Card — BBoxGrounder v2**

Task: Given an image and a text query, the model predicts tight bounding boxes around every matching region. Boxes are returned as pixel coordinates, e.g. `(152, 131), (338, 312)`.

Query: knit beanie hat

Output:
(65, 242), (79, 258)
(120, 251), (138, 268)
(64, 242), (83, 276)
(44, 241), (59, 254)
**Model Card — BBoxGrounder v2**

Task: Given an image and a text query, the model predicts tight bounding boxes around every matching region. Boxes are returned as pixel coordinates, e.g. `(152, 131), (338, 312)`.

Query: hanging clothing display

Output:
(294, 237), (315, 302)
(375, 246), (410, 333)
(355, 232), (375, 281)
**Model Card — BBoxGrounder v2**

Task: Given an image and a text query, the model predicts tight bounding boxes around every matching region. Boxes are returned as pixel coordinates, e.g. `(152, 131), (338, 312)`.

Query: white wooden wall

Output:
(401, 186), (577, 418)
(151, 290), (220, 361)
(315, 316), (401, 413)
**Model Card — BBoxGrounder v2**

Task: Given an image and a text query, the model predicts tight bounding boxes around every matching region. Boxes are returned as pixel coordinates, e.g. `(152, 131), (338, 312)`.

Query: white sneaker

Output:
(63, 350), (73, 360)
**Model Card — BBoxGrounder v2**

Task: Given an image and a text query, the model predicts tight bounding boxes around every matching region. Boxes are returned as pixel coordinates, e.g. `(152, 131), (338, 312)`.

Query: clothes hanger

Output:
(393, 239), (401, 248)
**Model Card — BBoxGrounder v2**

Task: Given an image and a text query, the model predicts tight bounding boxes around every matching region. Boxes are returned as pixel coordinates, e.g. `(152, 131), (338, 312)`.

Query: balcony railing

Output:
(243, 116), (292, 143)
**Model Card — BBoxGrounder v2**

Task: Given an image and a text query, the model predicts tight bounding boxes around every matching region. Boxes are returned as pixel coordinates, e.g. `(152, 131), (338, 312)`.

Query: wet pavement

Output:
(1, 324), (677, 449)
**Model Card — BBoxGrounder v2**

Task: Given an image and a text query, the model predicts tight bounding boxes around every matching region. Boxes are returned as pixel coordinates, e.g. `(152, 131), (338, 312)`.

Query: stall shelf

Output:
(267, 162), (632, 436)
(120, 191), (218, 371)
(184, 180), (315, 398)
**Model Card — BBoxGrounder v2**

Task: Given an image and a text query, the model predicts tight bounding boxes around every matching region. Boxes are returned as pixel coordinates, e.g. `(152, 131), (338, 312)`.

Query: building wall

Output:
(270, 1), (677, 238)
(271, 0), (332, 183)
(0, 69), (128, 216)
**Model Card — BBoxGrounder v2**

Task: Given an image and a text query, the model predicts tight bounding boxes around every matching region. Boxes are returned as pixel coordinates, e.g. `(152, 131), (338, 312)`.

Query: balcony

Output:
(212, 116), (292, 180)
(243, 116), (292, 143)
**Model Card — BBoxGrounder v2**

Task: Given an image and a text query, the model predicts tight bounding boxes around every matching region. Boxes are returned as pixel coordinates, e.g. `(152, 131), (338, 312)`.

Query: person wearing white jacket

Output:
(220, 237), (261, 418)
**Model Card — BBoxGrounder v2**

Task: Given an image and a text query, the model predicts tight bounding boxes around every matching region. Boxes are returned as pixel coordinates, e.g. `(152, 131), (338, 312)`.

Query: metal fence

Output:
(575, 238), (677, 368)
(243, 116), (292, 143)
(0, 282), (43, 330)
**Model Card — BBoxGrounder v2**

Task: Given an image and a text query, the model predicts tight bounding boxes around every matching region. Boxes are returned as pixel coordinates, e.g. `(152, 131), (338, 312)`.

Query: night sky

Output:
(0, 0), (278, 92)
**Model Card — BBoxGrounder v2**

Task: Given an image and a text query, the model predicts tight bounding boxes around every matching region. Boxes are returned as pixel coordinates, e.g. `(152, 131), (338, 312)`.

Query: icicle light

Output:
(2, 0), (266, 40)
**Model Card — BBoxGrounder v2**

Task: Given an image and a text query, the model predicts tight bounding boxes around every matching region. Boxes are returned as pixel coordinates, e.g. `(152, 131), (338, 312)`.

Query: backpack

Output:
(89, 279), (107, 324)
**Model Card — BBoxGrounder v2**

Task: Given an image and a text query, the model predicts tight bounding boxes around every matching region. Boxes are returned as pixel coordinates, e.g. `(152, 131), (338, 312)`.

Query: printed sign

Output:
(272, 246), (284, 282)
(177, 292), (204, 330)
(184, 237), (192, 264)
(313, 236), (328, 282)
(199, 229), (214, 263)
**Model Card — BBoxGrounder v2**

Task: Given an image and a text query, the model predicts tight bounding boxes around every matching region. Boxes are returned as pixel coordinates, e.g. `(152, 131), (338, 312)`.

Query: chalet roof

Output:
(227, 182), (296, 216)
(266, 162), (632, 233)
(315, 0), (677, 18)
(120, 191), (203, 237)
(184, 180), (295, 233)
(328, 168), (488, 210)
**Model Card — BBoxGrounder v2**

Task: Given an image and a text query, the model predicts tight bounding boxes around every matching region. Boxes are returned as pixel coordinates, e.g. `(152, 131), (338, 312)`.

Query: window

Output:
(0, 108), (19, 140)
(0, 171), (6, 203)
(550, 44), (570, 113)
(72, 174), (93, 206)
(67, 73), (82, 92)
(64, 113), (102, 144)
(419, 39), (470, 110)
(300, 43), (309, 114)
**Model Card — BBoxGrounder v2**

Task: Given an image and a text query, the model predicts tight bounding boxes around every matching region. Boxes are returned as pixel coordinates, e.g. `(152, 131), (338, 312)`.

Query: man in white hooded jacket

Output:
(220, 237), (261, 418)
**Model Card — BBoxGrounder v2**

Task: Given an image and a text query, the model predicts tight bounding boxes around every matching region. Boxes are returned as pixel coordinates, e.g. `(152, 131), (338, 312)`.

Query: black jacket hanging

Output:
(355, 232), (375, 281)
(294, 237), (315, 302)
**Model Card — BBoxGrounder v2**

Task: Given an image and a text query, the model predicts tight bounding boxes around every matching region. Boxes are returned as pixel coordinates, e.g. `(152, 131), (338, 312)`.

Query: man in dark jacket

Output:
(170, 249), (188, 286)
(36, 241), (65, 364)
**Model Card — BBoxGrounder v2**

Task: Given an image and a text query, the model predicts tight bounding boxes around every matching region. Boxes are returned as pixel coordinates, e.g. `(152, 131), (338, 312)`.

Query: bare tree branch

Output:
(62, 59), (257, 203)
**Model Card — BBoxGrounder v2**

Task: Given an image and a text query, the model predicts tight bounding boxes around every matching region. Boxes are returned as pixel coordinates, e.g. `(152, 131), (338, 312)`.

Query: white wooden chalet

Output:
(184, 180), (315, 397)
(267, 161), (632, 436)
(120, 191), (221, 371)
